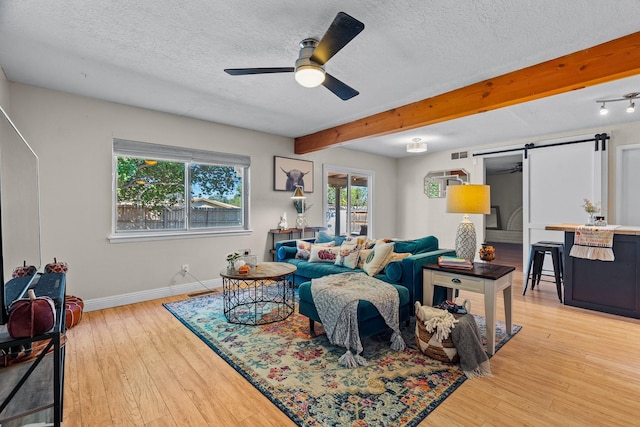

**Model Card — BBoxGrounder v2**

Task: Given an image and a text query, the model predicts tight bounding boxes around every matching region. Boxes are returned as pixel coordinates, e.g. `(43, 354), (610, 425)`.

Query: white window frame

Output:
(109, 139), (251, 243)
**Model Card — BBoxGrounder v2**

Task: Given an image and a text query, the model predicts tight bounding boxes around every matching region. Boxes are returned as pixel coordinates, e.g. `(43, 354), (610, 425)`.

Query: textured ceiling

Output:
(1, 0), (640, 158)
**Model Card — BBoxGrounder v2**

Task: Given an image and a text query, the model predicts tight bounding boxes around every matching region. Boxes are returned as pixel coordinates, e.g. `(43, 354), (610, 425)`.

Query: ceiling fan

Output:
(494, 162), (523, 174)
(224, 12), (364, 100)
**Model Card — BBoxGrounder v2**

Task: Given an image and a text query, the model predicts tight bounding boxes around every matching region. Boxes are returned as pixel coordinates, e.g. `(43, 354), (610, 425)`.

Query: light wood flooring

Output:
(60, 243), (640, 426)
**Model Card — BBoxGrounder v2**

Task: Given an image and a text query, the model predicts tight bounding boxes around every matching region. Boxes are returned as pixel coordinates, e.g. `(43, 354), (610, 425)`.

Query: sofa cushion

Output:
(363, 242), (395, 276)
(384, 261), (403, 282)
(393, 236), (438, 255)
(293, 260), (366, 279)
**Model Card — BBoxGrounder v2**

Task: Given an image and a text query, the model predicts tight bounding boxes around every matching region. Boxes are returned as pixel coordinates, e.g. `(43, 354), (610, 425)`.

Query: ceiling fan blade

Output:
(322, 73), (359, 100)
(310, 12), (364, 65)
(224, 67), (294, 75)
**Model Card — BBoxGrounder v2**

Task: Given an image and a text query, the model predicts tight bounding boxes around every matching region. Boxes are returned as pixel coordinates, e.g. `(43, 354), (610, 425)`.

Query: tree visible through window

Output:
(113, 139), (249, 235)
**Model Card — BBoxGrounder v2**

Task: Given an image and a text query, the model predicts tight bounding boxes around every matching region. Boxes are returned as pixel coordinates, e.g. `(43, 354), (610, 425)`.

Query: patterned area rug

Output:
(164, 292), (521, 427)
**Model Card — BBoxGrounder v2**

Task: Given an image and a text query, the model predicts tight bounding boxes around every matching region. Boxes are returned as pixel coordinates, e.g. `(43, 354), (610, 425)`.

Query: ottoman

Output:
(298, 279), (411, 339)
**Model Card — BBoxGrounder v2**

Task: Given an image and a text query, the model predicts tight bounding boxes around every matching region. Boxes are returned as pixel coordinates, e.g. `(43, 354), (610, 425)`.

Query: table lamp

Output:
(446, 184), (491, 261)
(291, 185), (306, 228)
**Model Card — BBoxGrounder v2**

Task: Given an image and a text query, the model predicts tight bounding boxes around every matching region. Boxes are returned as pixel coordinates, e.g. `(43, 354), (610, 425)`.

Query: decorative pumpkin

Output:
(8, 289), (56, 338)
(44, 257), (69, 274)
(238, 264), (251, 274)
(65, 295), (84, 329)
(12, 261), (37, 278)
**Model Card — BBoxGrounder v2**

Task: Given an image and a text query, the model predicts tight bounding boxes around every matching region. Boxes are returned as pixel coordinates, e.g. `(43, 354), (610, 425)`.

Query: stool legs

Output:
(523, 242), (564, 301)
(550, 249), (563, 302)
(523, 247), (536, 295)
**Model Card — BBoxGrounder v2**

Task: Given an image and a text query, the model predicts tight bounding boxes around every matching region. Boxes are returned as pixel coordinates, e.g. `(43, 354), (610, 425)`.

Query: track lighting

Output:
(596, 92), (639, 115)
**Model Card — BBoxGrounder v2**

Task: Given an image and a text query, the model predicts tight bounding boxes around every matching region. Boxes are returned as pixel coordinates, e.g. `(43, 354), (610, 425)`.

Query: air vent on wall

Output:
(451, 151), (468, 160)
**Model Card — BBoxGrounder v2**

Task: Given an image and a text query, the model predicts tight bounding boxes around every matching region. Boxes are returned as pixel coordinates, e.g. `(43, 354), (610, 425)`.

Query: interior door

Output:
(523, 136), (607, 266)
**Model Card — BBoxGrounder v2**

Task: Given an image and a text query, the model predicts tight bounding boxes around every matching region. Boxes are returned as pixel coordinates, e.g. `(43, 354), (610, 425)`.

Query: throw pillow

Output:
(357, 248), (372, 269)
(387, 252), (412, 264)
(334, 241), (362, 269)
(314, 231), (334, 244)
(362, 242), (395, 276)
(296, 240), (334, 260)
(294, 240), (312, 260)
(309, 245), (340, 263)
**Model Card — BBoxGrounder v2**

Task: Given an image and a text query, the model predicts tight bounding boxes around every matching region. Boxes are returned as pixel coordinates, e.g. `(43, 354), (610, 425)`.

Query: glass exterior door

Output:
(324, 166), (372, 237)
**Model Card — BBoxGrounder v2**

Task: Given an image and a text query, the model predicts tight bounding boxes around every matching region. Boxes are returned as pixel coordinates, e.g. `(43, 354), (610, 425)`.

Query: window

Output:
(110, 139), (250, 241)
(323, 165), (373, 237)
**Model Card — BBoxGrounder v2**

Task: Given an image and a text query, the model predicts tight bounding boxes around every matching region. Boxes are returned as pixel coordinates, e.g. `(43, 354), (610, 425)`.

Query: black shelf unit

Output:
(0, 273), (66, 426)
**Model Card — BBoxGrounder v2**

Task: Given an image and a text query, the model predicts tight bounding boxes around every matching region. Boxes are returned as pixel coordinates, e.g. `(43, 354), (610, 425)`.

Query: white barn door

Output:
(616, 144), (640, 226)
(522, 135), (607, 266)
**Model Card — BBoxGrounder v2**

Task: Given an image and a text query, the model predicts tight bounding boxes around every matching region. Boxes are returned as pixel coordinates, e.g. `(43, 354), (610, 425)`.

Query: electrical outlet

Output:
(181, 264), (189, 274)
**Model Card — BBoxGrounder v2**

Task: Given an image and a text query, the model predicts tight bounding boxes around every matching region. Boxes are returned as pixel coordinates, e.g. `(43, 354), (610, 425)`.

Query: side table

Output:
(220, 262), (296, 325)
(423, 263), (514, 355)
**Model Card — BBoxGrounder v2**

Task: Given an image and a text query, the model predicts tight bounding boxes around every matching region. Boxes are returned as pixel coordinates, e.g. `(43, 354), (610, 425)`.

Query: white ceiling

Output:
(1, 1), (640, 158)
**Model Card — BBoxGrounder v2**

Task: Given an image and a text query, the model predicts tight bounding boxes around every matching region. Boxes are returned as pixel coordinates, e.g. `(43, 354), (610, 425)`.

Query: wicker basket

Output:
(415, 316), (460, 363)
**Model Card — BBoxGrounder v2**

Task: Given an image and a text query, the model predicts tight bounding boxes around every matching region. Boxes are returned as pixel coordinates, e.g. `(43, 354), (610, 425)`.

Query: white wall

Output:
(7, 83), (398, 307)
(396, 149), (486, 251)
(0, 68), (9, 108)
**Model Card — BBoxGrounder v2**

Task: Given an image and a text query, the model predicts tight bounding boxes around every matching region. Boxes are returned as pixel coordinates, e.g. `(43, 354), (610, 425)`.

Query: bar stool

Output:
(523, 241), (564, 302)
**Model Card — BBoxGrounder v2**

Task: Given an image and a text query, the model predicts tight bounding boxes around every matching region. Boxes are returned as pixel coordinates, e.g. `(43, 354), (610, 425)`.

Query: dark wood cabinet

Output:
(563, 231), (640, 319)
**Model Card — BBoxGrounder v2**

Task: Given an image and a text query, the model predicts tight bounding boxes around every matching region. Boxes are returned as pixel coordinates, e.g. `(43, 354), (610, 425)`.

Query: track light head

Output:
(599, 103), (608, 115)
(627, 101), (635, 113)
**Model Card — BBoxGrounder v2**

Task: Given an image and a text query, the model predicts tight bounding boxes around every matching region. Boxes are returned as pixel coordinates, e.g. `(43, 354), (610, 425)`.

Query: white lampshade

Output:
(295, 66), (325, 88)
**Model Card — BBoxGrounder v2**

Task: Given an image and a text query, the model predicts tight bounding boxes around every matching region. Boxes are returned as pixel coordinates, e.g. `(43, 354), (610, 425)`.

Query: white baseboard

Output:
(83, 278), (223, 312)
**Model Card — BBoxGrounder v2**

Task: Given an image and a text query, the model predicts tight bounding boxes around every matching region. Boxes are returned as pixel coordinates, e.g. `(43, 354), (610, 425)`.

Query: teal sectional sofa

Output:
(275, 234), (455, 306)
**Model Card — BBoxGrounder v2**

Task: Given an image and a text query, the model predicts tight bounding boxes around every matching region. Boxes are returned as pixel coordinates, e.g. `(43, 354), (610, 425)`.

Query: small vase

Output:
(479, 244), (495, 262)
(586, 212), (595, 226)
(296, 213), (307, 229)
(227, 261), (236, 272)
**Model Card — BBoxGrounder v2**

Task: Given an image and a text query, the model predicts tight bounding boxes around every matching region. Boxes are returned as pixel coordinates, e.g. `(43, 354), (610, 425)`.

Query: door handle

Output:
(451, 278), (461, 284)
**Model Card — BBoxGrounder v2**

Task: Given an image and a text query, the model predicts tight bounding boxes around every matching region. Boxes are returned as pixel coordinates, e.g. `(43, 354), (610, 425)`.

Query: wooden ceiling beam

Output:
(294, 31), (640, 154)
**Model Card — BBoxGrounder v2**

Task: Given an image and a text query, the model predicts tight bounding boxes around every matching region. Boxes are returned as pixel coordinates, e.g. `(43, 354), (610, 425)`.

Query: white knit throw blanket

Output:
(570, 225), (619, 261)
(311, 272), (406, 368)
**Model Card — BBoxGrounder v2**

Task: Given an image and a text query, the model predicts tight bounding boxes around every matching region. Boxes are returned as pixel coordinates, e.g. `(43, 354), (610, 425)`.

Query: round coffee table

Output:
(220, 262), (297, 325)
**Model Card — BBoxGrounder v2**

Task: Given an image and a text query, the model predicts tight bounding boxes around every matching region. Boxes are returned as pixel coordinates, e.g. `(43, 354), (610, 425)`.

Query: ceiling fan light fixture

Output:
(294, 65), (326, 88)
(406, 137), (427, 153)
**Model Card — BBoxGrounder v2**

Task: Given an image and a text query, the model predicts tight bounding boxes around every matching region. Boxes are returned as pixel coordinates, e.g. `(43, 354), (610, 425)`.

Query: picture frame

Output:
(274, 156), (314, 193)
(486, 206), (501, 229)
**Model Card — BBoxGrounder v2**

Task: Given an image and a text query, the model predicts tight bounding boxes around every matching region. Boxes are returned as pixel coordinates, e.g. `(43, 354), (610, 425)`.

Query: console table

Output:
(220, 262), (296, 325)
(423, 263), (514, 355)
(268, 227), (325, 260)
(1, 273), (66, 426)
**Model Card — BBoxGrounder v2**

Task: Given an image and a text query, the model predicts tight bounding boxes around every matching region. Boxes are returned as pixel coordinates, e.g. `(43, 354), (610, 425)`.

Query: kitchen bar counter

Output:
(546, 223), (640, 235)
(546, 224), (640, 319)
